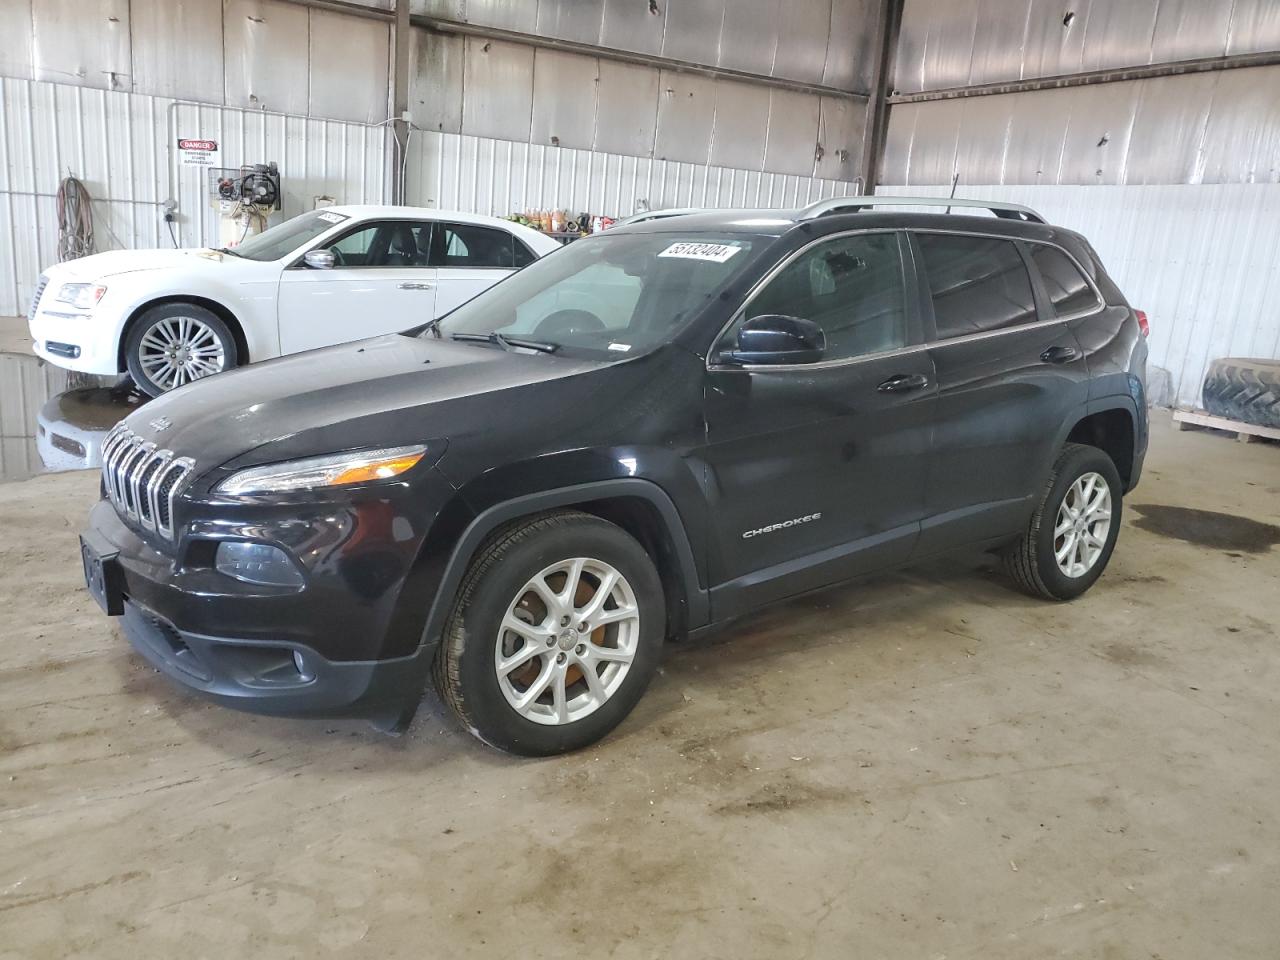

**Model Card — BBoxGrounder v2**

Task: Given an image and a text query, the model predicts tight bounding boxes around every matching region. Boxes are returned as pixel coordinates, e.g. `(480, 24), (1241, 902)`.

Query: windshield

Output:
(434, 232), (758, 359)
(227, 210), (350, 261)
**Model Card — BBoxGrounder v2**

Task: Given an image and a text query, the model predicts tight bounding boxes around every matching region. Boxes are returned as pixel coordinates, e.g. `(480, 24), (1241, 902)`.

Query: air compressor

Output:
(209, 162), (281, 247)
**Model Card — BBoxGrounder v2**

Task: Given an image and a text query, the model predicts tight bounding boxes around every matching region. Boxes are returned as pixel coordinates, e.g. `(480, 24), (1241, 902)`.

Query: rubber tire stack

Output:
(1201, 358), (1280, 429)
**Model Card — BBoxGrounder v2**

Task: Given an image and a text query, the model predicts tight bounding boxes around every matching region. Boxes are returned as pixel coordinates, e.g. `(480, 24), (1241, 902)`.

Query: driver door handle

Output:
(1040, 345), (1080, 364)
(398, 281), (434, 290)
(877, 373), (930, 393)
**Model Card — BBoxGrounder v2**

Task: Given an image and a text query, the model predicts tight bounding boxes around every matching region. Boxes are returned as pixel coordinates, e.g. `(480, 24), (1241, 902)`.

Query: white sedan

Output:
(27, 206), (560, 396)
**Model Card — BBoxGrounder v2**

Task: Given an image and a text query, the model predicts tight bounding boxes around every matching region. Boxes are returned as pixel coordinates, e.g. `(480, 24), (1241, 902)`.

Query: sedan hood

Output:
(46, 248), (230, 281)
(123, 334), (605, 473)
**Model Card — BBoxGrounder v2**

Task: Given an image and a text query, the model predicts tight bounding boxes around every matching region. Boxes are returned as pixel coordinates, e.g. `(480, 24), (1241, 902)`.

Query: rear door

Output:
(702, 230), (936, 617)
(429, 222), (533, 315)
(277, 220), (438, 354)
(912, 231), (1090, 553)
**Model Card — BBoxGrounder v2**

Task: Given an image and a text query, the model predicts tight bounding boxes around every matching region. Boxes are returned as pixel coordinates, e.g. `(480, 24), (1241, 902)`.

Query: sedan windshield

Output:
(226, 211), (350, 261)
(433, 232), (758, 359)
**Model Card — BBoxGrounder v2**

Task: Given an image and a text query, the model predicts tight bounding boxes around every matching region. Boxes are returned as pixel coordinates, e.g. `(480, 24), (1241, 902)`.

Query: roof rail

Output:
(798, 195), (1046, 224)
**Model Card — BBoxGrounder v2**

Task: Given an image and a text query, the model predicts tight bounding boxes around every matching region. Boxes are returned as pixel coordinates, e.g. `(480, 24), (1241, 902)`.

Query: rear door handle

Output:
(1040, 345), (1080, 364)
(398, 281), (434, 290)
(877, 373), (930, 393)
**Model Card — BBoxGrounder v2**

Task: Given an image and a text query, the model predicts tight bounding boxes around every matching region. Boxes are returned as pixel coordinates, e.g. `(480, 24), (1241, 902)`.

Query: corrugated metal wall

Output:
(877, 183), (1280, 408)
(0, 76), (391, 317)
(409, 27), (867, 181)
(406, 130), (860, 218)
(882, 65), (1280, 186)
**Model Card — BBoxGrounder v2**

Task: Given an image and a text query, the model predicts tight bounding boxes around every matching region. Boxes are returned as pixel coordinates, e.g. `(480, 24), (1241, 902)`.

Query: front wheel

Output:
(125, 303), (239, 397)
(434, 511), (664, 756)
(1003, 443), (1123, 601)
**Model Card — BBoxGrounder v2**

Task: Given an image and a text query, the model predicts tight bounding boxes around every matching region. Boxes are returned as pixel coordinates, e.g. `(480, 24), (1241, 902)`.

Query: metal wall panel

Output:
(409, 28), (464, 133)
(31, 0), (131, 91)
(882, 67), (1280, 187)
(0, 0), (34, 82)
(224, 0), (311, 115)
(967, 0), (1031, 85)
(308, 9), (390, 124)
(1226, 0), (1280, 55)
(600, 0), (666, 57)
(877, 182), (1280, 408)
(1020, 0), (1088, 80)
(458, 0), (539, 33)
(764, 87), (821, 176)
(661, 0), (725, 67)
(894, 0), (977, 93)
(529, 48), (597, 150)
(461, 37), (533, 141)
(535, 0), (606, 46)
(824, 0), (879, 92)
(718, 0), (779, 78)
(1077, 0), (1158, 73)
(0, 76), (390, 317)
(130, 0), (225, 101)
(405, 127), (859, 221)
(815, 94), (865, 182)
(709, 81), (769, 170)
(772, 0), (833, 86)
(593, 59), (658, 157)
(654, 71), (716, 165)
(1151, 0), (1234, 63)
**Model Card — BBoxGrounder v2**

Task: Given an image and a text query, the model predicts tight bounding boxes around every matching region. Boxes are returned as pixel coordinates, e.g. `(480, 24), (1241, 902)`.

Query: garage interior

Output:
(2, 1), (1279, 956)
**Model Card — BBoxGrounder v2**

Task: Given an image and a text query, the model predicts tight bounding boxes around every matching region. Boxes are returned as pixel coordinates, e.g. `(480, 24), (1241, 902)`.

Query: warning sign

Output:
(178, 138), (220, 167)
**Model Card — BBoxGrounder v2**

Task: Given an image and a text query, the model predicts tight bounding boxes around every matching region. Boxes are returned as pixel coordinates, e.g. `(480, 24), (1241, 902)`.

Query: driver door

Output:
(277, 220), (438, 354)
(701, 230), (936, 618)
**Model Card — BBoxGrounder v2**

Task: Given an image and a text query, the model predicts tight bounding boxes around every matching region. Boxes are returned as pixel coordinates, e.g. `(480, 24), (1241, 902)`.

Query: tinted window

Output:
(431, 222), (517, 268)
(512, 238), (537, 268)
(1030, 243), (1100, 316)
(917, 234), (1036, 338)
(725, 232), (906, 361)
(324, 221), (430, 267)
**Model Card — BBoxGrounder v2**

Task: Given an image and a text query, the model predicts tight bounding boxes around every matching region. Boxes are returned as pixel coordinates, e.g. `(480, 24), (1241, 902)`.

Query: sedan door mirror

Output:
(303, 249), (335, 270)
(723, 314), (826, 366)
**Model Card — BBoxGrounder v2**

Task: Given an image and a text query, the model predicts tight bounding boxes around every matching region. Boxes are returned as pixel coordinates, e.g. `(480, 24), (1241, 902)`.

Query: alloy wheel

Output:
(137, 316), (227, 390)
(494, 557), (640, 725)
(1053, 471), (1112, 578)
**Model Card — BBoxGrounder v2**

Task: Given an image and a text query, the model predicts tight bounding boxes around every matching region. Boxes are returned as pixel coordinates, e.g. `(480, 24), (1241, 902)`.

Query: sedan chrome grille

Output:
(28, 275), (49, 322)
(101, 425), (194, 540)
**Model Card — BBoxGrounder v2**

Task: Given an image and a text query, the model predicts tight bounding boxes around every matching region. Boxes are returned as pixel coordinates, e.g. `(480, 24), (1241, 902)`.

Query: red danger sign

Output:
(178, 138), (217, 151)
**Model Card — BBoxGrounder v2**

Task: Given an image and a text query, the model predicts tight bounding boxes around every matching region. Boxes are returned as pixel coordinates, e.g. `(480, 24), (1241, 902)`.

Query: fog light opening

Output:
(293, 650), (315, 683)
(214, 541), (305, 588)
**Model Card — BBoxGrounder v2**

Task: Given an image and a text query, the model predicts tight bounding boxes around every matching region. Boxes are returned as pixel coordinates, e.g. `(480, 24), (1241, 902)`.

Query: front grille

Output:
(28, 275), (49, 322)
(101, 425), (194, 540)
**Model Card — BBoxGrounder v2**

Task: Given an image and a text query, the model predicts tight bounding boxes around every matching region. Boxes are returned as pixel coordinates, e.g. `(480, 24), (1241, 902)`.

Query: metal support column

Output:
(861, 0), (904, 195)
(391, 0), (411, 204)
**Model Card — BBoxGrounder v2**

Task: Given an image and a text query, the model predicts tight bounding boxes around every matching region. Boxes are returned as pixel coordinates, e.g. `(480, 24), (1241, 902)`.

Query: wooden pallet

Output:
(1172, 407), (1280, 444)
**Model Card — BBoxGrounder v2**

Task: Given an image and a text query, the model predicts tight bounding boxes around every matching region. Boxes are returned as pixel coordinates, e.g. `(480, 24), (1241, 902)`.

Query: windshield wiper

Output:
(215, 246), (243, 258)
(450, 332), (559, 354)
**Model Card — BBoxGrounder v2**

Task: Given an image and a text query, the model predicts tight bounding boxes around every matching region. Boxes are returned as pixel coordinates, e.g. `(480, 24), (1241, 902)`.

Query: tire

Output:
(1003, 443), (1123, 601)
(1202, 358), (1280, 429)
(125, 302), (239, 397)
(433, 510), (664, 756)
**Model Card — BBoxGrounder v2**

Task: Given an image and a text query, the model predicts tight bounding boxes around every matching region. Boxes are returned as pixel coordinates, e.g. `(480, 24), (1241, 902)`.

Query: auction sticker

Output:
(317, 211), (349, 224)
(658, 242), (742, 263)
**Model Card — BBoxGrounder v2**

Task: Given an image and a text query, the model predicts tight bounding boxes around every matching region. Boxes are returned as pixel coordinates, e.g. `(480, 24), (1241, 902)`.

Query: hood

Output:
(123, 334), (605, 474)
(46, 248), (230, 281)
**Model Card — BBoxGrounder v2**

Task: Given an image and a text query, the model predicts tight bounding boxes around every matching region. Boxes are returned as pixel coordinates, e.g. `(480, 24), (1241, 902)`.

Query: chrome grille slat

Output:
(28, 275), (49, 322)
(100, 425), (192, 540)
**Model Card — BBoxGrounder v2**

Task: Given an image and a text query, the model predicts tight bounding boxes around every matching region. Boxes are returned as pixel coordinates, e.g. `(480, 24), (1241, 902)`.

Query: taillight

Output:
(1135, 309), (1150, 337)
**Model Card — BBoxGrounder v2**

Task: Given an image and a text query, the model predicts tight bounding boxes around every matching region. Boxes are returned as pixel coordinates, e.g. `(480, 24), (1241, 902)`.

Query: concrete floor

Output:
(1, 411), (1277, 959)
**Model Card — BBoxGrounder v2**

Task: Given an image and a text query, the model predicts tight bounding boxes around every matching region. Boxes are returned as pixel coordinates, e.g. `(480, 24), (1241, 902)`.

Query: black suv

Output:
(80, 197), (1148, 756)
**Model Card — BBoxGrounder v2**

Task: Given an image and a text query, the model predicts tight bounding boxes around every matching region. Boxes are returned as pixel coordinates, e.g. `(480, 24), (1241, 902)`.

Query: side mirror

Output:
(303, 249), (335, 270)
(724, 314), (826, 365)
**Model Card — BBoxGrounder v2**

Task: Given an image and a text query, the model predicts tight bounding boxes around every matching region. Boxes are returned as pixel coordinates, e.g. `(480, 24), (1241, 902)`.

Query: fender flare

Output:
(419, 478), (709, 652)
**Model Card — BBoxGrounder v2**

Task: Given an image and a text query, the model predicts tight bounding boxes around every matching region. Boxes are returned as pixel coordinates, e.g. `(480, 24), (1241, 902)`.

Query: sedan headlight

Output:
(216, 445), (428, 495)
(55, 282), (108, 309)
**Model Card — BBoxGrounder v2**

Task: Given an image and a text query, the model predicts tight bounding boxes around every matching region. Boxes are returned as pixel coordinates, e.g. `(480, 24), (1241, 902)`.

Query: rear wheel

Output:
(434, 511), (664, 756)
(1003, 443), (1123, 601)
(125, 302), (239, 397)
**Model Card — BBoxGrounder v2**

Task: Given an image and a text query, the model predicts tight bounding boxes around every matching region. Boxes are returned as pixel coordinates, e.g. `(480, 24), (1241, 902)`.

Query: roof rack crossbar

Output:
(798, 196), (1046, 224)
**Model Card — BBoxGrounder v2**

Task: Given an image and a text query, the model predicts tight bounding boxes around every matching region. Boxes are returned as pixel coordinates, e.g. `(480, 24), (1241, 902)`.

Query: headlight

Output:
(55, 282), (108, 309)
(215, 445), (428, 495)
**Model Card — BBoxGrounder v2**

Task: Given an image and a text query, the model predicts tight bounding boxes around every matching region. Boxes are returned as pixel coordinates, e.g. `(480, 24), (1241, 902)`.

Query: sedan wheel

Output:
(125, 303), (239, 397)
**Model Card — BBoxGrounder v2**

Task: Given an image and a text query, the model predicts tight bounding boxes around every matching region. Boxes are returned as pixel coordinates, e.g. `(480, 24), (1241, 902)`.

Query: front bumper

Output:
(83, 468), (457, 725)
(30, 307), (121, 375)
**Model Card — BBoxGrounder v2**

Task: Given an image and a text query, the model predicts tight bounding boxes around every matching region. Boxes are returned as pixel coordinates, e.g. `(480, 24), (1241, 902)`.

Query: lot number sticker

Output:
(658, 242), (742, 263)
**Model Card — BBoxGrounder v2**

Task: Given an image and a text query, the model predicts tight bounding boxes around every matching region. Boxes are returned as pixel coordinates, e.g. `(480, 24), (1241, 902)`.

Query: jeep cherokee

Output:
(80, 197), (1148, 756)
